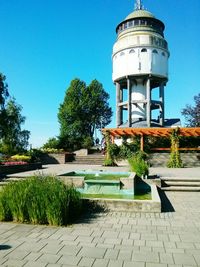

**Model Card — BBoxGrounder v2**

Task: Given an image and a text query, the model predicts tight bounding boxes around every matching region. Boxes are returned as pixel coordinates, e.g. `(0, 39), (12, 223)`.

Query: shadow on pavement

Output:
(0, 244), (12, 250)
(157, 187), (175, 212)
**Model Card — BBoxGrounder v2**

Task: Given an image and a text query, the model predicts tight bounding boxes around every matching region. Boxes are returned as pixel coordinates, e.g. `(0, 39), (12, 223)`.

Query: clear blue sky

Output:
(0, 0), (200, 147)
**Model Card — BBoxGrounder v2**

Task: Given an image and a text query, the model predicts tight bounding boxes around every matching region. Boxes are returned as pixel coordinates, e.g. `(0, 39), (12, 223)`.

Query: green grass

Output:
(0, 175), (82, 226)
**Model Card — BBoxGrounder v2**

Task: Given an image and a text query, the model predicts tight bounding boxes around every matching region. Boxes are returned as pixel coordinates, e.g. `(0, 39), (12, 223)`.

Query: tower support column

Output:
(146, 78), (151, 127)
(127, 78), (132, 127)
(116, 82), (122, 127)
(159, 82), (165, 126)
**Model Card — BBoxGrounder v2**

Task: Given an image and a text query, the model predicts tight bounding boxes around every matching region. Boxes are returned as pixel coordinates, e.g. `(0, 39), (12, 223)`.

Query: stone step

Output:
(162, 186), (200, 192)
(161, 177), (200, 182)
(163, 181), (200, 187)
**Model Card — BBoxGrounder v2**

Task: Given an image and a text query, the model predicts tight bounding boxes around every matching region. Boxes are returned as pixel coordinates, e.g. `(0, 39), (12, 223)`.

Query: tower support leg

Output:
(146, 79), (151, 127)
(127, 78), (132, 127)
(159, 83), (165, 126)
(116, 82), (122, 127)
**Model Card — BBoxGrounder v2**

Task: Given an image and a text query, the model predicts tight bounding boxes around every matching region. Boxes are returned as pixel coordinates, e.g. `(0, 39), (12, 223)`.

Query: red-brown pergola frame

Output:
(102, 127), (200, 151)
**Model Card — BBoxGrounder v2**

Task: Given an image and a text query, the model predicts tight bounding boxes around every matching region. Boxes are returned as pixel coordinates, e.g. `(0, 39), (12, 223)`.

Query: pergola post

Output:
(140, 134), (144, 151)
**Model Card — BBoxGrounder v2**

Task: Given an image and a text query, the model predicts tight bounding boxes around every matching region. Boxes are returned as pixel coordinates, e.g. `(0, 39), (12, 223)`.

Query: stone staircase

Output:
(68, 153), (105, 165)
(161, 177), (200, 192)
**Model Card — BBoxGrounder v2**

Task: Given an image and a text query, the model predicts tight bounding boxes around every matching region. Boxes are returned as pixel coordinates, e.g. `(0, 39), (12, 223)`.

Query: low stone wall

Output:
(40, 153), (74, 164)
(149, 152), (200, 167)
(82, 185), (161, 212)
(0, 163), (42, 175)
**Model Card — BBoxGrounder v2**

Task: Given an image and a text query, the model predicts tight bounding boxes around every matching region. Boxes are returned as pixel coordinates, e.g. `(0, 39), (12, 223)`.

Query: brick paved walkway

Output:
(0, 190), (200, 267)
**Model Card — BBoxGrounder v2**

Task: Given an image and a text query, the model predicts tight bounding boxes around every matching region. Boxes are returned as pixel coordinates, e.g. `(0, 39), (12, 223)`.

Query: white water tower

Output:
(113, 0), (170, 128)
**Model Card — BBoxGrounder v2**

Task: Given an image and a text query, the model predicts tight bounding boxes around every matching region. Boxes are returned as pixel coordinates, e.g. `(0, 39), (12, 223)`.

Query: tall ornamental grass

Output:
(0, 175), (82, 226)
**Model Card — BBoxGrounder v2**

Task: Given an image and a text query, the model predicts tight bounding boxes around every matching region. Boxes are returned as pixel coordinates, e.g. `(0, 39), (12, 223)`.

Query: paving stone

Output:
(117, 249), (132, 260)
(130, 233), (141, 240)
(40, 243), (64, 254)
(2, 259), (27, 267)
(78, 257), (95, 267)
(104, 248), (119, 260)
(123, 261), (145, 267)
(104, 238), (121, 245)
(46, 264), (62, 267)
(58, 245), (81, 256)
(5, 250), (30, 260)
(176, 242), (195, 249)
(107, 259), (123, 267)
(193, 254), (200, 264)
(77, 247), (106, 259)
(173, 253), (197, 265)
(121, 238), (133, 246)
(92, 258), (109, 267)
(57, 255), (81, 265)
(24, 261), (47, 267)
(24, 252), (42, 261)
(37, 253), (61, 264)
(160, 252), (174, 264)
(146, 264), (167, 267)
(17, 241), (47, 252)
(146, 240), (164, 248)
(141, 233), (157, 241)
(132, 251), (159, 263)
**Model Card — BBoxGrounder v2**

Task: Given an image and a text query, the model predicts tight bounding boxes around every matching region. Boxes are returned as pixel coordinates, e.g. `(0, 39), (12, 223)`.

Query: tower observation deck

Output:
(112, 0), (171, 128)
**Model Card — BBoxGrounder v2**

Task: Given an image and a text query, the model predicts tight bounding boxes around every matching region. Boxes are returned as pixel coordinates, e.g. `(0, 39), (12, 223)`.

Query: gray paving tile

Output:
(123, 261), (145, 267)
(24, 261), (47, 267)
(160, 253), (174, 264)
(92, 258), (109, 267)
(107, 259), (123, 267)
(132, 251), (159, 263)
(78, 247), (106, 259)
(78, 257), (95, 267)
(58, 245), (81, 256)
(146, 264), (167, 267)
(37, 253), (61, 264)
(104, 248), (119, 260)
(2, 259), (27, 267)
(173, 253), (197, 265)
(57, 255), (81, 265)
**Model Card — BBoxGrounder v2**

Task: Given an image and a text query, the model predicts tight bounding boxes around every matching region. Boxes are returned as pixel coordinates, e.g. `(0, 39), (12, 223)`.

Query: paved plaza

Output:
(0, 165), (200, 266)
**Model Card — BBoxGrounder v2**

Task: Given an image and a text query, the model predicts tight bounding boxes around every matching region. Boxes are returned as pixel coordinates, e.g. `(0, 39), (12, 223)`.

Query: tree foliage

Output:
(181, 93), (200, 127)
(0, 98), (30, 154)
(0, 73), (30, 155)
(58, 78), (112, 150)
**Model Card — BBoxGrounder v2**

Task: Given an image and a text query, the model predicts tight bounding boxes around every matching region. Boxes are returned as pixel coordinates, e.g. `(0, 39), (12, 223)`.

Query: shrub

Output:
(41, 148), (64, 154)
(103, 158), (116, 166)
(11, 154), (31, 162)
(82, 136), (94, 149)
(129, 155), (149, 178)
(0, 175), (82, 226)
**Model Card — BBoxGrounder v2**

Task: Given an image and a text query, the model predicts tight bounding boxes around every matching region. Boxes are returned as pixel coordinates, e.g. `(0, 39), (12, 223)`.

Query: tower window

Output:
(129, 49), (135, 54)
(162, 52), (166, 56)
(141, 48), (147, 53)
(152, 49), (158, 54)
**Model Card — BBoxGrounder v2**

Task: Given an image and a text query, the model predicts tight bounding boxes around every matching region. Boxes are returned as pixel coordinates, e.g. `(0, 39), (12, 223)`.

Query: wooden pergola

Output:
(102, 127), (200, 151)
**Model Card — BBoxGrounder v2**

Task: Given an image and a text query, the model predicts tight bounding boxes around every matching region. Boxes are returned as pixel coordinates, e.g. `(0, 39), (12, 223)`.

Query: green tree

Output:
(0, 98), (30, 154)
(0, 73), (9, 138)
(181, 93), (200, 127)
(58, 78), (112, 150)
(42, 137), (60, 149)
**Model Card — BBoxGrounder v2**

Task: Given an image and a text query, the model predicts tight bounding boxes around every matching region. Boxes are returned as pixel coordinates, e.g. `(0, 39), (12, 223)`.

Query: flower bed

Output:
(1, 161), (28, 166)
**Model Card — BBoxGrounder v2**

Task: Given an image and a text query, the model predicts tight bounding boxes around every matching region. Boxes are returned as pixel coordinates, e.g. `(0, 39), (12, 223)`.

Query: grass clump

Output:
(128, 152), (149, 178)
(0, 175), (82, 226)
